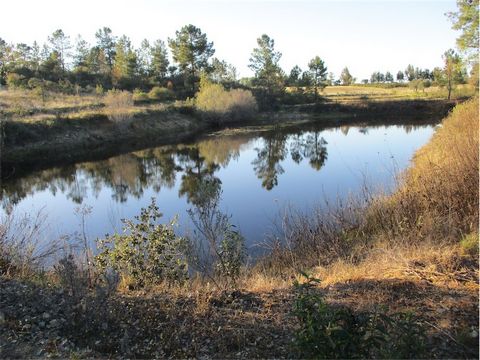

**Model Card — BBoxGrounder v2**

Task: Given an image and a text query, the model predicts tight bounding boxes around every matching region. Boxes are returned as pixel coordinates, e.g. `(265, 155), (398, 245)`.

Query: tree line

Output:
(0, 1), (477, 103)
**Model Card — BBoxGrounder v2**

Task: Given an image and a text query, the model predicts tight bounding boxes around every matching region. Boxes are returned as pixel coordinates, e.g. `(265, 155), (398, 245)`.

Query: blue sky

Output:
(2, 0), (459, 80)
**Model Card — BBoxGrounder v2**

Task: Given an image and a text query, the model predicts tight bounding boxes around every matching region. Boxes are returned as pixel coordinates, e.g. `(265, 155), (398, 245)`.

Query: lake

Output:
(1, 121), (435, 254)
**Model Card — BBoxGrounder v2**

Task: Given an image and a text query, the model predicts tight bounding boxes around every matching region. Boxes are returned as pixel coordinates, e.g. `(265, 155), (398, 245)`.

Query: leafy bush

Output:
(195, 78), (257, 124)
(292, 273), (426, 359)
(133, 88), (149, 102)
(96, 198), (188, 288)
(104, 89), (134, 123)
(6, 73), (27, 88)
(148, 86), (175, 101)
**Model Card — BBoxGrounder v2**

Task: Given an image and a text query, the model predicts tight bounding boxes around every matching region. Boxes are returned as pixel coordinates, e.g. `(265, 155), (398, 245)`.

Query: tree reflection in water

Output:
(252, 132), (288, 190)
(0, 124), (428, 208)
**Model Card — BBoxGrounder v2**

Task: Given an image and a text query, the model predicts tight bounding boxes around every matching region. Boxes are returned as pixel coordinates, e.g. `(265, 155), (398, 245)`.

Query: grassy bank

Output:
(1, 86), (462, 176)
(0, 98), (478, 358)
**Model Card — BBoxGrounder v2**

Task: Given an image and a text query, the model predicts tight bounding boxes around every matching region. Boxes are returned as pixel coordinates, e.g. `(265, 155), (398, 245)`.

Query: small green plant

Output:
(292, 273), (426, 359)
(133, 88), (149, 102)
(216, 225), (246, 282)
(460, 233), (479, 256)
(148, 86), (175, 101)
(96, 198), (188, 288)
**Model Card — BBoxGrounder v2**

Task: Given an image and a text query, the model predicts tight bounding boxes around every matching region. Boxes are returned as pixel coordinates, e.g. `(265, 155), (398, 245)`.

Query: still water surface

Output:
(2, 122), (435, 252)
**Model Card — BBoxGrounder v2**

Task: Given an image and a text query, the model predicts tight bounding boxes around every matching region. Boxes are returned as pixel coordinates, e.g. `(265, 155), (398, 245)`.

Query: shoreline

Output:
(2, 98), (457, 179)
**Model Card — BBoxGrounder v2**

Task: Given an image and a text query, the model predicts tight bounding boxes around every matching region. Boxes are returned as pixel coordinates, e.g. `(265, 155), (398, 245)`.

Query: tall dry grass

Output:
(103, 89), (135, 123)
(370, 97), (479, 243)
(0, 208), (60, 278)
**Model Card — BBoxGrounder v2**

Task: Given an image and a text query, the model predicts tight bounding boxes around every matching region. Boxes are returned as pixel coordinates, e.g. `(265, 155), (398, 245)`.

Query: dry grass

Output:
(103, 89), (135, 123)
(382, 97), (479, 241)
(300, 84), (476, 103)
(313, 242), (478, 288)
(0, 207), (60, 278)
(0, 88), (102, 119)
(0, 88), (168, 126)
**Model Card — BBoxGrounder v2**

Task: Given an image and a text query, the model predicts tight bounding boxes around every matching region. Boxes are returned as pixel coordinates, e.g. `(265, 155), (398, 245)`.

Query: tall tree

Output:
(73, 35), (90, 68)
(150, 39), (169, 85)
(469, 62), (479, 89)
(137, 39), (151, 84)
(210, 57), (236, 84)
(48, 29), (72, 72)
(442, 49), (463, 100)
(385, 71), (394, 82)
(370, 71), (385, 83)
(308, 56), (327, 101)
(95, 27), (116, 69)
(300, 71), (313, 87)
(31, 41), (41, 73)
(40, 51), (63, 82)
(248, 34), (284, 104)
(405, 64), (415, 81)
(0, 37), (8, 84)
(112, 35), (138, 89)
(168, 24), (215, 93)
(287, 65), (302, 86)
(340, 67), (353, 85)
(448, 0), (479, 59)
(86, 46), (110, 77)
(396, 70), (404, 82)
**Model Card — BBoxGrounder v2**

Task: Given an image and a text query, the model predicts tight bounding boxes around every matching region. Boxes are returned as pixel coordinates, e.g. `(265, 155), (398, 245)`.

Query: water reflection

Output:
(1, 123), (431, 211)
(1, 135), (253, 209)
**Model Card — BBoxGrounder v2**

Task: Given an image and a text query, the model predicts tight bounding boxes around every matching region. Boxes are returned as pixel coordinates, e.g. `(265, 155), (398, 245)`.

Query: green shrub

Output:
(133, 88), (149, 102)
(148, 86), (175, 101)
(96, 198), (188, 288)
(292, 273), (426, 359)
(460, 233), (479, 256)
(58, 79), (74, 94)
(195, 78), (257, 124)
(6, 73), (27, 88)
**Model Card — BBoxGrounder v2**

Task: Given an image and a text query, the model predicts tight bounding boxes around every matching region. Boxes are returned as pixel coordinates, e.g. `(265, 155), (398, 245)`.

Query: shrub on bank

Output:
(133, 88), (149, 102)
(195, 79), (257, 124)
(96, 198), (188, 288)
(148, 86), (175, 101)
(103, 89), (134, 123)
